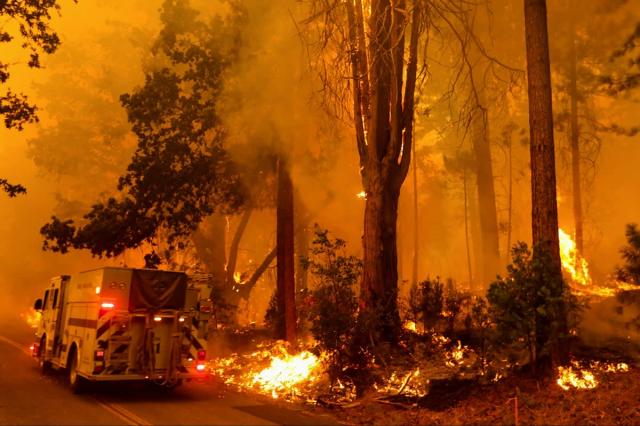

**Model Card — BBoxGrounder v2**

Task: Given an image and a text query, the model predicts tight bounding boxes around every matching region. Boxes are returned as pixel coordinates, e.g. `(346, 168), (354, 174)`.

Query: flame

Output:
(356, 191), (367, 199)
(558, 228), (592, 286)
(23, 309), (41, 329)
(233, 271), (243, 284)
(558, 228), (640, 297)
(557, 364), (597, 391)
(557, 360), (630, 391)
(210, 341), (324, 401)
(252, 351), (321, 399)
(403, 320), (417, 332)
(445, 340), (468, 368)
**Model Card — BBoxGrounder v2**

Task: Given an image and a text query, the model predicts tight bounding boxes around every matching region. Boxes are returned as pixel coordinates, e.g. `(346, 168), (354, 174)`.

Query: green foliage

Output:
(39, 0), (251, 257)
(300, 226), (369, 386)
(487, 242), (577, 367)
(616, 223), (640, 285)
(301, 226), (361, 351)
(1, 0), (69, 196)
(1, 0), (65, 130)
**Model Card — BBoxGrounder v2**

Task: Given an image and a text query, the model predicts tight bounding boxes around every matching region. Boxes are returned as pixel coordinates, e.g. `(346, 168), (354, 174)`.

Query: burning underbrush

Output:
(207, 331), (512, 405)
(556, 359), (629, 391)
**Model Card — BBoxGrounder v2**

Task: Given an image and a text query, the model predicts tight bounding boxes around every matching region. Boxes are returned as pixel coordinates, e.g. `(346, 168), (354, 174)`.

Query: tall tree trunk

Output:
(345, 0), (421, 342)
(362, 183), (401, 337)
(225, 207), (253, 287)
(472, 107), (501, 284)
(412, 140), (419, 287)
(463, 168), (474, 287)
(506, 136), (513, 264)
(569, 17), (583, 254)
(524, 0), (568, 369)
(276, 157), (296, 342)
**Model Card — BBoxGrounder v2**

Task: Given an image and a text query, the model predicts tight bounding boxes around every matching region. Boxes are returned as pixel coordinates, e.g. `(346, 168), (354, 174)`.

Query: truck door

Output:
(42, 276), (69, 358)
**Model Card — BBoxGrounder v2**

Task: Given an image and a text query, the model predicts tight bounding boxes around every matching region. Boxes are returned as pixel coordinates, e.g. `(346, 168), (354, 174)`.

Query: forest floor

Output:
(310, 362), (640, 425)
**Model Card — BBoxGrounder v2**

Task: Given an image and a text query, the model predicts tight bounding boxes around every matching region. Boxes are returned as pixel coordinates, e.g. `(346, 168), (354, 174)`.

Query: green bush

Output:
(616, 223), (640, 285)
(301, 226), (368, 386)
(487, 242), (578, 369)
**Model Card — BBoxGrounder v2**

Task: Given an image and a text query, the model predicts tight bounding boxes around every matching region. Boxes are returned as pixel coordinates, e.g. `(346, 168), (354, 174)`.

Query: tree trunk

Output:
(569, 18), (583, 254)
(472, 107), (501, 284)
(412, 140), (419, 287)
(506, 136), (513, 264)
(463, 168), (474, 286)
(226, 207), (253, 287)
(362, 183), (401, 339)
(294, 189), (309, 293)
(192, 214), (226, 296)
(524, 0), (568, 368)
(276, 157), (296, 342)
(345, 0), (421, 343)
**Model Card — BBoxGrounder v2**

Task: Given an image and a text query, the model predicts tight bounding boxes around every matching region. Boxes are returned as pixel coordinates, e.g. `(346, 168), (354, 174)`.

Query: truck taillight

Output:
(93, 349), (105, 374)
(101, 302), (115, 309)
(197, 350), (206, 361)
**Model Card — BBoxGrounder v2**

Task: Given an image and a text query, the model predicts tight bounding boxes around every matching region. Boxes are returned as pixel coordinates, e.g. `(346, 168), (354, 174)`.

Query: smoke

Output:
(1, 0), (640, 331)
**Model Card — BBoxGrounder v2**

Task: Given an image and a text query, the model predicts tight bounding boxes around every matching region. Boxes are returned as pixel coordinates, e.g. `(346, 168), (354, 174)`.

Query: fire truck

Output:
(31, 267), (209, 392)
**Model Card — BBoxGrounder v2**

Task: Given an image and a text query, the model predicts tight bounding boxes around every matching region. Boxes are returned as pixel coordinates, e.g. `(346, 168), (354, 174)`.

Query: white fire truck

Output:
(31, 267), (209, 392)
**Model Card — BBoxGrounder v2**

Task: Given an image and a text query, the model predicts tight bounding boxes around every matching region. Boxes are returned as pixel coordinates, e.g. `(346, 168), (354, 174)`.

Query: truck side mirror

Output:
(34, 298), (43, 311)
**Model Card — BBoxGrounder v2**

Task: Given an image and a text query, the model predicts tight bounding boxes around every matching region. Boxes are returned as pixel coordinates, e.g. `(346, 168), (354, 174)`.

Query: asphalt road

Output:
(0, 322), (337, 426)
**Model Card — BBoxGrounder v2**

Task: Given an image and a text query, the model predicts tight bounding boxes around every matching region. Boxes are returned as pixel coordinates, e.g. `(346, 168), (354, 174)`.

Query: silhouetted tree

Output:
(1, 0), (71, 196)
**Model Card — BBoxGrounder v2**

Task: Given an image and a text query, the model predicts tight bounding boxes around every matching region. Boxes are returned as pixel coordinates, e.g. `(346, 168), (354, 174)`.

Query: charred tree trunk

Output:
(472, 108), (501, 284)
(506, 136), (513, 264)
(412, 140), (419, 287)
(569, 21), (583, 254)
(346, 0), (422, 343)
(276, 157), (296, 342)
(225, 207), (253, 287)
(362, 184), (402, 337)
(524, 0), (568, 369)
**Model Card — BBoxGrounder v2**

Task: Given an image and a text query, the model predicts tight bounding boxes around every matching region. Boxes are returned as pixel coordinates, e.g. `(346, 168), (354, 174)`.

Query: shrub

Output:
(301, 226), (367, 386)
(487, 242), (578, 369)
(616, 223), (640, 285)
(420, 277), (445, 331)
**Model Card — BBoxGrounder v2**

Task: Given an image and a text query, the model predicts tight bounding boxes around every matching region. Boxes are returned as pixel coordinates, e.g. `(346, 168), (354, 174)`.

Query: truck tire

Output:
(38, 336), (51, 375)
(68, 348), (86, 394)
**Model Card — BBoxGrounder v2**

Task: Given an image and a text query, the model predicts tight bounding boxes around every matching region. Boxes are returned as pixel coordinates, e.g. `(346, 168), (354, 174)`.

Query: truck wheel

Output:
(68, 350), (85, 394)
(38, 337), (50, 375)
